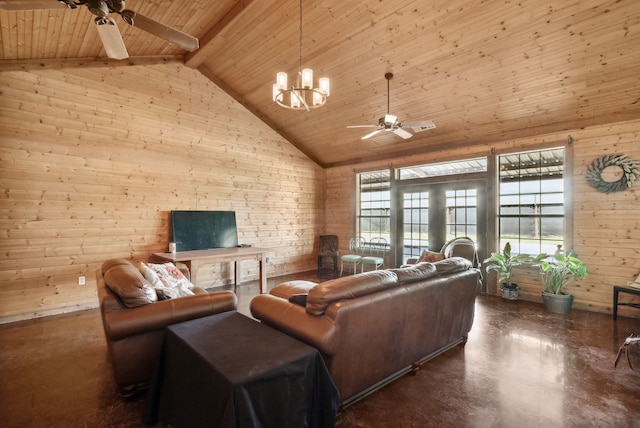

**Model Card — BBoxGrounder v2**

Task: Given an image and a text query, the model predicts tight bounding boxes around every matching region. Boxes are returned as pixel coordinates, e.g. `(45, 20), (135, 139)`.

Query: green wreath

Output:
(585, 154), (639, 194)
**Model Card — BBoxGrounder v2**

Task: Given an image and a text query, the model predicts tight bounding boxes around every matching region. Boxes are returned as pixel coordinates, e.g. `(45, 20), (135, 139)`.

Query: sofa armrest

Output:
(250, 294), (338, 355)
(102, 290), (237, 341)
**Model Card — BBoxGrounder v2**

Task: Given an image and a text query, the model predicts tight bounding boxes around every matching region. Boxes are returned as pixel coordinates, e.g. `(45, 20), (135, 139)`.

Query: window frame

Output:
(490, 141), (573, 257)
(351, 138), (573, 267)
(355, 169), (392, 245)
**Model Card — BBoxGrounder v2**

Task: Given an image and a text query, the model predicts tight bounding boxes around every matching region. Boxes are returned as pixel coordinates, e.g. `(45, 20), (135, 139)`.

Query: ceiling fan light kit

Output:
(348, 72), (435, 140)
(272, 0), (330, 111)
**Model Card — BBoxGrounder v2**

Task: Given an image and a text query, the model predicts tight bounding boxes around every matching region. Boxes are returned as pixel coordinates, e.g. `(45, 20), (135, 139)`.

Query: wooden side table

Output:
(612, 285), (640, 320)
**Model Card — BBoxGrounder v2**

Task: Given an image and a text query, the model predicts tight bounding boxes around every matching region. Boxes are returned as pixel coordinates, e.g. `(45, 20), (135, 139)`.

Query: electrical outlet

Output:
(78, 276), (86, 286)
(266, 257), (269, 263)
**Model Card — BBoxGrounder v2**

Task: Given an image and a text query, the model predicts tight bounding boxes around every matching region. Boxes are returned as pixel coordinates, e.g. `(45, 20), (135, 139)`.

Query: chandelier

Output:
(272, 0), (330, 111)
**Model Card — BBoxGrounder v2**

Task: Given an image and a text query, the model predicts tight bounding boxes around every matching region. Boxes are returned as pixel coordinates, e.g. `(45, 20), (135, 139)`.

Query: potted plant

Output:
(484, 242), (533, 300)
(534, 246), (588, 313)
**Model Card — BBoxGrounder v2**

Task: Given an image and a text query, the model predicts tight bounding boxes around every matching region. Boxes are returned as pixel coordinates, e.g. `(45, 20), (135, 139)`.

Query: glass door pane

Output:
(402, 191), (429, 262)
(398, 181), (485, 265)
(445, 188), (478, 244)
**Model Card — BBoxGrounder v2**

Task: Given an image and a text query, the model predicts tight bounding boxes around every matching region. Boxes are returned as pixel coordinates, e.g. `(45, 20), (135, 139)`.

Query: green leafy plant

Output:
(534, 246), (588, 295)
(483, 242), (533, 290)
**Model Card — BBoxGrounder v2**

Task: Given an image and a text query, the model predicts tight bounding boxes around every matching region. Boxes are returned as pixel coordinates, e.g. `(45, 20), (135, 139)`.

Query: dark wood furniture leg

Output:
(613, 285), (640, 320)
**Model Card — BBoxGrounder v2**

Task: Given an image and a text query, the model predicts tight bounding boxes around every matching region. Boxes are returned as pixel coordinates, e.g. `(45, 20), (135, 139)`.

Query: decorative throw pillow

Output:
(139, 262), (164, 288)
(140, 262), (195, 299)
(418, 250), (445, 263)
(141, 262), (195, 290)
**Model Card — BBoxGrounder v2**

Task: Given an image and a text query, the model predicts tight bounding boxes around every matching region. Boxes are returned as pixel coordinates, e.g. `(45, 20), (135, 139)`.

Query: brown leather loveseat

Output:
(97, 258), (237, 397)
(250, 257), (480, 407)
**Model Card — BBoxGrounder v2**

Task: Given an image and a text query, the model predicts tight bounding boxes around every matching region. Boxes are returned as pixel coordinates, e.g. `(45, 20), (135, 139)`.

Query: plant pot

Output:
(501, 284), (519, 300)
(541, 291), (574, 314)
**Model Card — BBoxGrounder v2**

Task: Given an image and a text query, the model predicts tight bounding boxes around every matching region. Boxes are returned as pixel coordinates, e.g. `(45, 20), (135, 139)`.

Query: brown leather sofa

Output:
(250, 257), (480, 407)
(97, 258), (237, 397)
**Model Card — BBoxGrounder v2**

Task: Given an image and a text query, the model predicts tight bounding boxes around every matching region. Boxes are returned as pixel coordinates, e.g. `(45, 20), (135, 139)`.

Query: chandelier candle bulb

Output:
(319, 77), (330, 96)
(276, 72), (287, 91)
(313, 90), (323, 106)
(291, 90), (301, 108)
(301, 68), (313, 89)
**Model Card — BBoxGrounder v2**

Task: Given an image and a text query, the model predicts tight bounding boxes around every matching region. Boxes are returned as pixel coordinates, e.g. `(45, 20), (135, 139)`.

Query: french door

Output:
(396, 180), (487, 265)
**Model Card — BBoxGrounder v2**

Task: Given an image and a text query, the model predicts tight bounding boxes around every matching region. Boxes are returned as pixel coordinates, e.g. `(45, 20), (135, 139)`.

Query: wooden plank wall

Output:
(325, 120), (640, 318)
(1, 61), (638, 323)
(0, 64), (325, 323)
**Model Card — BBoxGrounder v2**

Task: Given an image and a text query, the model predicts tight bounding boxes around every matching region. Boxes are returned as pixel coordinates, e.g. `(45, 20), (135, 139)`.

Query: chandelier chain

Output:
(272, 0), (330, 110)
(298, 0), (303, 74)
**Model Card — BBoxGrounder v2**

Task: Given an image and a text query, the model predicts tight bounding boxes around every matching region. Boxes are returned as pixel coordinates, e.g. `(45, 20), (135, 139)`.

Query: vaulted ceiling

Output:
(1, 0), (639, 167)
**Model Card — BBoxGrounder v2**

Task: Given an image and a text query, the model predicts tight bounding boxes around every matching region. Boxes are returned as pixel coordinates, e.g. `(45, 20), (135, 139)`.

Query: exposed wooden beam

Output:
(0, 0), (67, 11)
(0, 56), (184, 72)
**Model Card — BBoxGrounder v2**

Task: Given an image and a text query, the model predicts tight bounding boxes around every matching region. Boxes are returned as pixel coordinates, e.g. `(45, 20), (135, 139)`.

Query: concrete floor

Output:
(1, 272), (639, 427)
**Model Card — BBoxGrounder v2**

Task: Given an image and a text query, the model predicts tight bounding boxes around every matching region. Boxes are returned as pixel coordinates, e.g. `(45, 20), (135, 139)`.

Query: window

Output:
(357, 170), (391, 243)
(397, 157), (486, 264)
(402, 191), (429, 261)
(398, 157), (487, 180)
(446, 188), (478, 243)
(498, 147), (564, 255)
(354, 150), (563, 267)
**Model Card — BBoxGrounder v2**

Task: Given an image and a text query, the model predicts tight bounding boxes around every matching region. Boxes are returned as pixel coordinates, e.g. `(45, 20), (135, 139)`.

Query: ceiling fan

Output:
(347, 73), (436, 140)
(0, 0), (199, 60)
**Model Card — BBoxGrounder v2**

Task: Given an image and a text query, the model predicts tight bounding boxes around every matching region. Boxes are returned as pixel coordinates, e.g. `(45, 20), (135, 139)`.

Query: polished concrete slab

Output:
(1, 272), (639, 427)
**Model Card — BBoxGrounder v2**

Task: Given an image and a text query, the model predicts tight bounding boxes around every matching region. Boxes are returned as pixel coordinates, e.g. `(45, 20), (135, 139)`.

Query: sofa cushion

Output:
(306, 270), (398, 316)
(434, 256), (473, 273)
(270, 280), (318, 299)
(102, 259), (157, 308)
(389, 262), (438, 284)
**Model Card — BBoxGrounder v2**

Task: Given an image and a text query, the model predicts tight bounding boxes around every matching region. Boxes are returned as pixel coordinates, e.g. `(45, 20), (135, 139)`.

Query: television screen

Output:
(171, 210), (239, 251)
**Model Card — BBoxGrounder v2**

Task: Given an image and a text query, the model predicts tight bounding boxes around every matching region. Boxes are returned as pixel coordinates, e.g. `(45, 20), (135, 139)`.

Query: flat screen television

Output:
(171, 210), (239, 251)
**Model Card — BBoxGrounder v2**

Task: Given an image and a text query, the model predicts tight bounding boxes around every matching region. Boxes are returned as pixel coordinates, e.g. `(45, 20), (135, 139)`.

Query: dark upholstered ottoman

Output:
(144, 311), (339, 428)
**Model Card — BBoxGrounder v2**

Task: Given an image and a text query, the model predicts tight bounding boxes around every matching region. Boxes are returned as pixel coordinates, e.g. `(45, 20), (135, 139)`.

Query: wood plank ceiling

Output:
(1, 0), (639, 167)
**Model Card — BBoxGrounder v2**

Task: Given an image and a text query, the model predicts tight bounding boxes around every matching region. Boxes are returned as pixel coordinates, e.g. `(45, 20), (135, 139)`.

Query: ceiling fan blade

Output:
(393, 127), (413, 139)
(403, 120), (436, 133)
(347, 125), (379, 129)
(120, 9), (199, 52)
(94, 16), (129, 59)
(0, 0), (71, 10)
(362, 129), (383, 140)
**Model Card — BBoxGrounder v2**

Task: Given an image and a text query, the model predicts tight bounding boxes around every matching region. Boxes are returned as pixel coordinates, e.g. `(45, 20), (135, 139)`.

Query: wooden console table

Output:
(152, 247), (270, 293)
